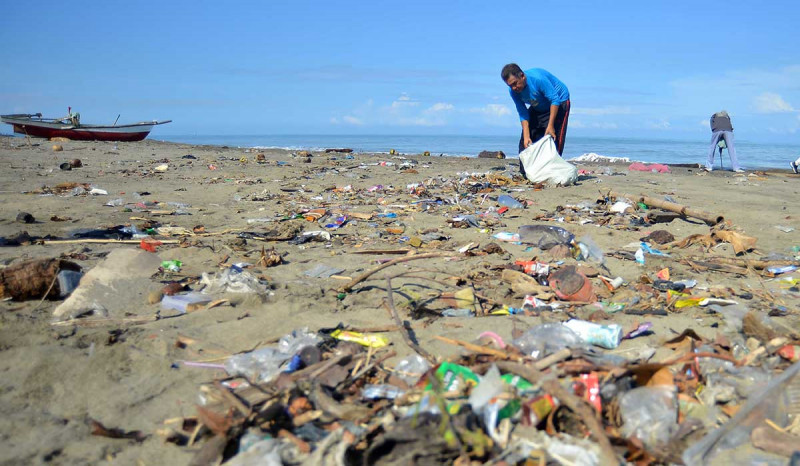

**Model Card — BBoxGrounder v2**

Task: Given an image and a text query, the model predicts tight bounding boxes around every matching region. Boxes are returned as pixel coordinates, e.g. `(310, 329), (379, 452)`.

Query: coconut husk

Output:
(0, 258), (81, 301)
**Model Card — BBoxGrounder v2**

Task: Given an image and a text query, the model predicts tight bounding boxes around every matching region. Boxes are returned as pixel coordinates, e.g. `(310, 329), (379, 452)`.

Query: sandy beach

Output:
(1, 135), (799, 465)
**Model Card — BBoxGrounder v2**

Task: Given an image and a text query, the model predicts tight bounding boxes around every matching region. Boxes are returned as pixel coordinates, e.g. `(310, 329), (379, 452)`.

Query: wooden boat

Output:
(1, 112), (171, 142)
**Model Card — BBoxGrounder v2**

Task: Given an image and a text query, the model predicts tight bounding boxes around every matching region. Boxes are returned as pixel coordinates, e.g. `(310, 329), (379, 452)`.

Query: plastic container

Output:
(161, 292), (212, 313)
(518, 225), (574, 250)
(497, 194), (524, 209)
(563, 319), (622, 349)
(549, 266), (596, 302)
(56, 269), (83, 298)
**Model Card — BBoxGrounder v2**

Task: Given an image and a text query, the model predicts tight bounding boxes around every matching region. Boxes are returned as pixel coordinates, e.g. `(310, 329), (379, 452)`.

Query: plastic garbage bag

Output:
(518, 135), (577, 186)
(518, 225), (574, 250)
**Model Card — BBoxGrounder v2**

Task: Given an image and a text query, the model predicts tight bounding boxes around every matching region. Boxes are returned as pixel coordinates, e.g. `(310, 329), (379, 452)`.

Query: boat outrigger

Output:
(1, 109), (171, 142)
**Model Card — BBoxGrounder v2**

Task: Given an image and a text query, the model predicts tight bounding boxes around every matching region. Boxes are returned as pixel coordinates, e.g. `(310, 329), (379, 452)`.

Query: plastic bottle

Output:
(577, 235), (605, 266)
(362, 384), (406, 400)
(442, 308), (474, 317)
(497, 194), (524, 209)
(563, 319), (623, 349)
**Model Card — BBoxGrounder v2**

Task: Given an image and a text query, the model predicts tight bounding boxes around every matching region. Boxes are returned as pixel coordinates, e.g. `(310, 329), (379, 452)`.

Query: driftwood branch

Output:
(611, 190), (723, 225)
(338, 252), (457, 293)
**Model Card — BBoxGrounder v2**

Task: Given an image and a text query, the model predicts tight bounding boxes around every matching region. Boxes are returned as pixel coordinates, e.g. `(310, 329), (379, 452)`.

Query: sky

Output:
(1, 1), (799, 143)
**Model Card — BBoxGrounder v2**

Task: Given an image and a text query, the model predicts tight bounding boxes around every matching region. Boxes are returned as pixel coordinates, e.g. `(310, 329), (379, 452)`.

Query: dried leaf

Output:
(89, 419), (147, 442)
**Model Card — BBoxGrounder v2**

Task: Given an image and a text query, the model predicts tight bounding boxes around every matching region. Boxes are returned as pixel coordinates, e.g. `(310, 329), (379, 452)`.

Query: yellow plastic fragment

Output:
(330, 329), (389, 348)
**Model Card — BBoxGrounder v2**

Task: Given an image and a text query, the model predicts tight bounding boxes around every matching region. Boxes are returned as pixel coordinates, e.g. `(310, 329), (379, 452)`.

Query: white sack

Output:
(519, 135), (578, 186)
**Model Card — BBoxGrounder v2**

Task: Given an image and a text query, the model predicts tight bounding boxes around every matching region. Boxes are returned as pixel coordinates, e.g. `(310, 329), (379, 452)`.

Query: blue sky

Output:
(1, 1), (799, 142)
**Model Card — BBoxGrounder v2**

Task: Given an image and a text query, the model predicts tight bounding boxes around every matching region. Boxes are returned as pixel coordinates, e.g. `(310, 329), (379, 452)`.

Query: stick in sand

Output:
(384, 276), (436, 364)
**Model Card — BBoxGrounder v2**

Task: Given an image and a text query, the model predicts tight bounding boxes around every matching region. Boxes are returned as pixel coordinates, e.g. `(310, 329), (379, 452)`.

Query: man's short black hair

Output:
(501, 63), (524, 82)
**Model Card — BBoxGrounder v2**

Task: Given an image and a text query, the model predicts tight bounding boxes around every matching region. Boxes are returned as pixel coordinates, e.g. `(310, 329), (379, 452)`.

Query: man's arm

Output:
(545, 104), (559, 139)
(521, 119), (532, 148)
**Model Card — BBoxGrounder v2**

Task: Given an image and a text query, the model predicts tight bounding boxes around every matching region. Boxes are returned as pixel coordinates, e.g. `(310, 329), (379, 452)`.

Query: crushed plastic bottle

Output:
(518, 225), (574, 250)
(224, 329), (320, 383)
(393, 354), (431, 385)
(497, 194), (524, 209)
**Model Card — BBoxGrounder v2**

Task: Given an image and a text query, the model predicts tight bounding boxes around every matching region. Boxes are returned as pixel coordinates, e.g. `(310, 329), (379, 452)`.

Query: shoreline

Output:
(2, 133), (795, 173)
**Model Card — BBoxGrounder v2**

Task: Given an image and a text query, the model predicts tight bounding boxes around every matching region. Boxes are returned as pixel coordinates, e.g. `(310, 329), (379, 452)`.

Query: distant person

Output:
(706, 110), (744, 172)
(791, 156), (800, 174)
(501, 64), (570, 175)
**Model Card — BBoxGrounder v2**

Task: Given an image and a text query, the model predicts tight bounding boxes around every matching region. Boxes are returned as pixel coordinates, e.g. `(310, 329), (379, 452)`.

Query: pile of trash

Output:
(3, 147), (800, 465)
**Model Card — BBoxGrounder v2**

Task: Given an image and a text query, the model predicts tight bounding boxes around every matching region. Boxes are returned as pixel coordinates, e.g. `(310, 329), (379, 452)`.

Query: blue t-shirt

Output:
(509, 68), (570, 121)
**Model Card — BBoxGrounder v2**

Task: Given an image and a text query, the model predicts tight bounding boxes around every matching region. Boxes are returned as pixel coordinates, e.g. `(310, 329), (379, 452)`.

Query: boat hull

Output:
(9, 123), (153, 142)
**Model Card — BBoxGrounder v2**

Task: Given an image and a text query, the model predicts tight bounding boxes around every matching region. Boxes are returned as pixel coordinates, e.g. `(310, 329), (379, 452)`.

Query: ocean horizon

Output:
(154, 134), (799, 170)
(4, 131), (798, 169)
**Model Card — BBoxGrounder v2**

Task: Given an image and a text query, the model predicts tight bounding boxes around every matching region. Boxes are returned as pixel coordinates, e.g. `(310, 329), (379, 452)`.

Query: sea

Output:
(153, 134), (799, 170)
(3, 130), (798, 169)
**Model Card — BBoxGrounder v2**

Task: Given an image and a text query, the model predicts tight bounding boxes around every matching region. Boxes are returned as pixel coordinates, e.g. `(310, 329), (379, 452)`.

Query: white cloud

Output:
(698, 119), (709, 128)
(752, 92), (795, 113)
(343, 115), (363, 125)
(397, 93), (411, 101)
(469, 103), (511, 118)
(572, 106), (635, 116)
(570, 120), (619, 130)
(426, 102), (454, 112)
(648, 119), (671, 130)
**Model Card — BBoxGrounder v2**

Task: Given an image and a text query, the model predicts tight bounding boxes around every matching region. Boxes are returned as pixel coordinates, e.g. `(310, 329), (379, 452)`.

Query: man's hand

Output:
(523, 136), (533, 148)
(545, 125), (557, 139)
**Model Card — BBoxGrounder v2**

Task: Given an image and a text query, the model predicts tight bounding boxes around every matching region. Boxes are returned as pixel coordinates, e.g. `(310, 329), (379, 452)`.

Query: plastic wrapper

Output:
(201, 267), (267, 294)
(512, 323), (585, 358)
(619, 385), (678, 449)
